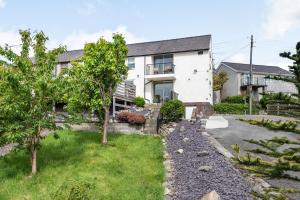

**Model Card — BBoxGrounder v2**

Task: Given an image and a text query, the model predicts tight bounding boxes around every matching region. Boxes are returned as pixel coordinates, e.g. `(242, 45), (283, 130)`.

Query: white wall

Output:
(127, 57), (145, 98)
(173, 51), (212, 104)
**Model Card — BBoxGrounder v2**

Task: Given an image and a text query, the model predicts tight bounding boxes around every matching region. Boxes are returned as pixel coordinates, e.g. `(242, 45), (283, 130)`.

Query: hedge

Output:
(214, 103), (248, 114)
(222, 95), (247, 104)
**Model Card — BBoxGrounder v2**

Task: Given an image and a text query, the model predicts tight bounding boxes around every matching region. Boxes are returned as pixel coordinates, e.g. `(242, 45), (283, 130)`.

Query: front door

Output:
(153, 82), (173, 103)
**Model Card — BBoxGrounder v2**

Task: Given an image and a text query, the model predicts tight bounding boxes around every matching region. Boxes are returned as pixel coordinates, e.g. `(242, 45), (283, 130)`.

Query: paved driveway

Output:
(207, 115), (300, 199)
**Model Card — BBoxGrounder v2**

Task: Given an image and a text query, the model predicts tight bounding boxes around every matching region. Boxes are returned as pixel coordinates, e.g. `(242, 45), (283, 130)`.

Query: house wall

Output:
(266, 79), (297, 94)
(217, 64), (240, 99)
(173, 51), (212, 104)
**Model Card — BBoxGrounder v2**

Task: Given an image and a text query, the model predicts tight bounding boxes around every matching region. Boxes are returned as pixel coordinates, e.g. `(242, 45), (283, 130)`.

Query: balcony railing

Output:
(241, 77), (267, 86)
(146, 63), (175, 75)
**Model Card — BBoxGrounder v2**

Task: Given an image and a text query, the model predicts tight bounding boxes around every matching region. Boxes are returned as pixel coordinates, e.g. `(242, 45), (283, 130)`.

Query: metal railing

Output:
(146, 62), (175, 75)
(114, 81), (136, 100)
(241, 77), (267, 86)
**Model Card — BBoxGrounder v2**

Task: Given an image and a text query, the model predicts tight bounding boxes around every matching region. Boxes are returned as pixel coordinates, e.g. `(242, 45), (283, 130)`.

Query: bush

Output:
(214, 103), (248, 114)
(160, 100), (184, 123)
(133, 96), (145, 107)
(116, 111), (145, 125)
(222, 95), (247, 104)
(260, 92), (293, 109)
(238, 118), (299, 133)
(53, 179), (95, 200)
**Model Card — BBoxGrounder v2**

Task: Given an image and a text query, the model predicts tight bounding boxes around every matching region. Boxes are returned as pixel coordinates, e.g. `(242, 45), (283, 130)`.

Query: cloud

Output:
(227, 53), (248, 63)
(59, 26), (145, 50)
(77, 2), (97, 16)
(0, 0), (6, 8)
(0, 26), (144, 55)
(0, 29), (22, 53)
(263, 0), (300, 39)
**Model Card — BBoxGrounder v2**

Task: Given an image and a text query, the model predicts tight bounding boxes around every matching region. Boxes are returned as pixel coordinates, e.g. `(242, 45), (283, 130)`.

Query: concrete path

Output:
(207, 115), (300, 200)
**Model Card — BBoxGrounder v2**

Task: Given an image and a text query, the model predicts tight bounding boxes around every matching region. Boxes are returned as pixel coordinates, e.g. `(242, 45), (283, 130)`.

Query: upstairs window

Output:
(128, 57), (135, 70)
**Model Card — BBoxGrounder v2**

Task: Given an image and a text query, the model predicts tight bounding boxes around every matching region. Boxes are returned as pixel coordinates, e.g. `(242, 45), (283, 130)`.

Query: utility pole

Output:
(249, 35), (254, 115)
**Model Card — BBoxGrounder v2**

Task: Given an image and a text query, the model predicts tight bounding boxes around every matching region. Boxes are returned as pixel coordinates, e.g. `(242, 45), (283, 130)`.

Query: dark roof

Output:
(220, 62), (291, 76)
(56, 35), (211, 62)
(127, 35), (211, 57)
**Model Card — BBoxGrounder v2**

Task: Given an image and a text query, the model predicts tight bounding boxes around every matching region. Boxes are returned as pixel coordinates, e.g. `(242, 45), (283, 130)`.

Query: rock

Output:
(177, 149), (184, 154)
(197, 150), (209, 157)
(179, 126), (185, 132)
(162, 139), (166, 143)
(198, 165), (212, 172)
(201, 190), (221, 200)
(183, 137), (189, 142)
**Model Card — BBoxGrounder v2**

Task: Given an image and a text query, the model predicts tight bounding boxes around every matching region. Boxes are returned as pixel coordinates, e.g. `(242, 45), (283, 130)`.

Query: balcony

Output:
(241, 77), (267, 87)
(145, 63), (176, 81)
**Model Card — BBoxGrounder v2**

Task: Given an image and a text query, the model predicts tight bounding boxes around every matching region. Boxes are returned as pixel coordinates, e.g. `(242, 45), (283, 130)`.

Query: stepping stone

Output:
(179, 126), (185, 132)
(198, 165), (212, 172)
(197, 150), (209, 157)
(201, 190), (221, 200)
(177, 149), (184, 154)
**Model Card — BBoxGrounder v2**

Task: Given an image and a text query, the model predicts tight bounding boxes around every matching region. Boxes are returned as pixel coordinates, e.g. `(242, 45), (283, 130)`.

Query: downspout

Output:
(144, 56), (146, 99)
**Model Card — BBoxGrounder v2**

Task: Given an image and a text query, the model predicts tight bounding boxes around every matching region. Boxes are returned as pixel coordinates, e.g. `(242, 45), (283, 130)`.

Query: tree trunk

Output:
(30, 143), (37, 175)
(102, 106), (109, 144)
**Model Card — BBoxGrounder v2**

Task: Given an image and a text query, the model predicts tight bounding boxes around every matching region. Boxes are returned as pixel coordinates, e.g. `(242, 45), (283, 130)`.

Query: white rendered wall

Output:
(173, 51), (213, 104)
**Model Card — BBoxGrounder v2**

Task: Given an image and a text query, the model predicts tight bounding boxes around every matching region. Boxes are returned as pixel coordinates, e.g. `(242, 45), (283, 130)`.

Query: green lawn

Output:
(0, 131), (165, 200)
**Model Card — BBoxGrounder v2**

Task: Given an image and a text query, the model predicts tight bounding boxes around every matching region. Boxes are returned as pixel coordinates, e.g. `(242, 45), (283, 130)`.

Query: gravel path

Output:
(166, 120), (252, 200)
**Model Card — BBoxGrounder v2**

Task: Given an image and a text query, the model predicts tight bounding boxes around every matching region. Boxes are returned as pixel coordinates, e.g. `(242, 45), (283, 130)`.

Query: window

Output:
(154, 54), (173, 65)
(128, 57), (135, 70)
(60, 63), (69, 74)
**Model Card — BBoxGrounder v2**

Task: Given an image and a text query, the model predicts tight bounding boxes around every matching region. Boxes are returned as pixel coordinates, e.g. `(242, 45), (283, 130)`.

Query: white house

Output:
(217, 62), (297, 101)
(54, 35), (213, 117)
(126, 35), (213, 104)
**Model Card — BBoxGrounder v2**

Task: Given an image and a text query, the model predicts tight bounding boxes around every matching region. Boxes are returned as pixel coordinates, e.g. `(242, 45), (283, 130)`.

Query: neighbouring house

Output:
(54, 35), (213, 119)
(217, 62), (297, 101)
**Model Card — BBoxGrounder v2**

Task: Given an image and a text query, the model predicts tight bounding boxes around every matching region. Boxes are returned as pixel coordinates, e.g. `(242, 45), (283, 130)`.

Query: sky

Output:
(0, 0), (300, 70)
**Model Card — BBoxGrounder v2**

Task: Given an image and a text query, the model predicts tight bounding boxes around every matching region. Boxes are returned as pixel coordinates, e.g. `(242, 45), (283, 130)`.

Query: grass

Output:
(0, 131), (165, 200)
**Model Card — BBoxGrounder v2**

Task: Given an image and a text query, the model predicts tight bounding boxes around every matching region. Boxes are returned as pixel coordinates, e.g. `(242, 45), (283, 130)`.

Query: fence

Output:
(266, 103), (300, 118)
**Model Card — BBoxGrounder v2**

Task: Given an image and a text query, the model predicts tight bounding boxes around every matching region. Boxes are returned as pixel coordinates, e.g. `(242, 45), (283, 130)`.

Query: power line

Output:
(215, 43), (250, 64)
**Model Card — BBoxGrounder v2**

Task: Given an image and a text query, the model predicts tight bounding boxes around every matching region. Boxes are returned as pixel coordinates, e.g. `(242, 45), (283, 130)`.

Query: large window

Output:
(153, 81), (174, 103)
(153, 54), (174, 74)
(128, 57), (135, 70)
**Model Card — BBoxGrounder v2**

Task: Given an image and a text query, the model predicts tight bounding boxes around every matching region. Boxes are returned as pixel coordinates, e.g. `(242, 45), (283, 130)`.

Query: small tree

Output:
(213, 71), (228, 91)
(0, 30), (65, 175)
(269, 42), (300, 98)
(67, 34), (128, 144)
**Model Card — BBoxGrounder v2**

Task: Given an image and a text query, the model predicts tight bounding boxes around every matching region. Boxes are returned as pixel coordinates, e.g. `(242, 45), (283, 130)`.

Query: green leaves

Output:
(0, 30), (65, 149)
(66, 34), (128, 115)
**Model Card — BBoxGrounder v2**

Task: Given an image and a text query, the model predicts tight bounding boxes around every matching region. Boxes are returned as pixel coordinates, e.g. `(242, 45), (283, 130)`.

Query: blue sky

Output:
(1, 0), (300, 69)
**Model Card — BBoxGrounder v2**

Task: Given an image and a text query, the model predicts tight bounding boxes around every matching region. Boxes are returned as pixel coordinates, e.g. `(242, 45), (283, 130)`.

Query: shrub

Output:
(116, 111), (145, 125)
(214, 103), (248, 114)
(222, 95), (247, 104)
(160, 100), (184, 123)
(133, 96), (145, 107)
(53, 179), (95, 200)
(238, 118), (299, 133)
(260, 92), (293, 109)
